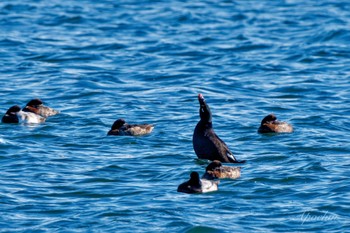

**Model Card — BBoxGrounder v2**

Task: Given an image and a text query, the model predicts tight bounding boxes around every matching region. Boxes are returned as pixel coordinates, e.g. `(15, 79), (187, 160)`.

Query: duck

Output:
(192, 94), (245, 163)
(258, 114), (293, 133)
(177, 171), (219, 194)
(22, 99), (59, 118)
(2, 105), (45, 124)
(107, 119), (154, 136)
(202, 160), (241, 180)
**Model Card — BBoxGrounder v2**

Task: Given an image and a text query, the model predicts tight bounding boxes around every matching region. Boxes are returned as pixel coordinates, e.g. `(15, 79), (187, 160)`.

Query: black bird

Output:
(192, 94), (245, 163)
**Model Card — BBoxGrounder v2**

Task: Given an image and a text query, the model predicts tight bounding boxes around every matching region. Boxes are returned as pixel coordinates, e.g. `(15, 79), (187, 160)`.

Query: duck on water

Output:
(2, 103), (45, 124)
(202, 160), (241, 180)
(2, 99), (59, 124)
(22, 99), (59, 118)
(107, 119), (154, 136)
(258, 114), (293, 133)
(177, 171), (219, 194)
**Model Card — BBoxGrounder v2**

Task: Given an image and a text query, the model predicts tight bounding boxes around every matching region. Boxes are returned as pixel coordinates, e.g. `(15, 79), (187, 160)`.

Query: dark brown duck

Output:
(202, 160), (241, 180)
(258, 114), (293, 133)
(107, 119), (154, 136)
(23, 99), (59, 118)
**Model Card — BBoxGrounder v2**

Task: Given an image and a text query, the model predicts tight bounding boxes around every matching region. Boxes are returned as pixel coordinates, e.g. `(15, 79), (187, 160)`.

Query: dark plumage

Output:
(2, 105), (21, 123)
(202, 160), (241, 180)
(192, 94), (245, 163)
(258, 114), (293, 133)
(23, 98), (59, 118)
(177, 171), (219, 194)
(107, 119), (154, 136)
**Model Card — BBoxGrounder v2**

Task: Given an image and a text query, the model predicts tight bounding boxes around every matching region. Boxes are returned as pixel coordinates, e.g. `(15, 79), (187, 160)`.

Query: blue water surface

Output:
(0, 0), (349, 232)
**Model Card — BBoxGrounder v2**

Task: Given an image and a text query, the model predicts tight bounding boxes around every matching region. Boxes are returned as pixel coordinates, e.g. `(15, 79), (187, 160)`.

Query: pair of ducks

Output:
(177, 160), (241, 194)
(110, 94), (293, 138)
(2, 99), (59, 123)
(105, 94), (293, 138)
(178, 93), (293, 194)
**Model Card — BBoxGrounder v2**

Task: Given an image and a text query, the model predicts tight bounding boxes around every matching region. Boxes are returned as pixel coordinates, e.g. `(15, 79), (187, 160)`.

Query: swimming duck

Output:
(23, 99), (59, 118)
(2, 105), (45, 124)
(202, 160), (241, 180)
(192, 94), (245, 163)
(258, 114), (293, 133)
(107, 119), (154, 136)
(177, 171), (219, 194)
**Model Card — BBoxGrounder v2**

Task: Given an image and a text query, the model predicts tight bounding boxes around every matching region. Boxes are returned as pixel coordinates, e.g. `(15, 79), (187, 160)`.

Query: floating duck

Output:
(177, 171), (219, 194)
(258, 114), (293, 133)
(2, 105), (45, 124)
(107, 119), (154, 136)
(202, 160), (241, 180)
(23, 98), (59, 118)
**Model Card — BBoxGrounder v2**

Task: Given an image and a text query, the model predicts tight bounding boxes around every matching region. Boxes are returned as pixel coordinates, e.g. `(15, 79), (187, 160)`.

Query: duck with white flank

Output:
(177, 171), (219, 194)
(2, 105), (45, 124)
(2, 99), (58, 124)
